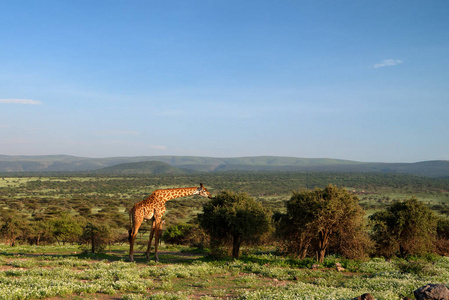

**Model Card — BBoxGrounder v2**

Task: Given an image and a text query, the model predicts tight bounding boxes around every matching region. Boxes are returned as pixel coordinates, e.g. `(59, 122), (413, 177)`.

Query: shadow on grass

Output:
(0, 248), (213, 265)
(0, 251), (120, 262)
(1, 246), (296, 267)
(124, 248), (215, 264)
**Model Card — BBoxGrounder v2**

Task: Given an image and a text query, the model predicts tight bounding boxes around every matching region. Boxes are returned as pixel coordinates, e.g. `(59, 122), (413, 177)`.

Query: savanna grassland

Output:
(1, 244), (449, 300)
(2, 172), (449, 222)
(0, 171), (449, 299)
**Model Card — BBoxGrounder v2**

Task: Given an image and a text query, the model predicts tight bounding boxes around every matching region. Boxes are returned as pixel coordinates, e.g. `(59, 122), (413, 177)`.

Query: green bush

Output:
(370, 198), (438, 257)
(81, 223), (115, 253)
(162, 224), (193, 245)
(276, 185), (371, 262)
(198, 191), (271, 258)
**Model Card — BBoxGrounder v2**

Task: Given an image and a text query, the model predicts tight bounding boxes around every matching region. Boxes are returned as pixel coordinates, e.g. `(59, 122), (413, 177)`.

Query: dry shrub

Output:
(435, 238), (449, 256)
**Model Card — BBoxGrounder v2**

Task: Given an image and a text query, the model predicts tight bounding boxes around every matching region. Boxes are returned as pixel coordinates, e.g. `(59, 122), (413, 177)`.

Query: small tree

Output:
(28, 220), (55, 245)
(277, 185), (370, 262)
(75, 204), (92, 218)
(0, 215), (28, 246)
(50, 214), (84, 245)
(436, 218), (449, 255)
(198, 191), (271, 258)
(82, 223), (114, 253)
(370, 197), (437, 257)
(163, 224), (194, 245)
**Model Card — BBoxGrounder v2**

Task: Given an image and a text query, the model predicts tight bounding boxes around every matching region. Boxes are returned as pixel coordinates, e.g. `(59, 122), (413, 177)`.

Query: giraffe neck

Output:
(154, 187), (198, 203)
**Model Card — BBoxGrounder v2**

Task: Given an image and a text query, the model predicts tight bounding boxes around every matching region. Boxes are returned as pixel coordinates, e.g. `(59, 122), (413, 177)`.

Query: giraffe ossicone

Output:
(128, 183), (211, 262)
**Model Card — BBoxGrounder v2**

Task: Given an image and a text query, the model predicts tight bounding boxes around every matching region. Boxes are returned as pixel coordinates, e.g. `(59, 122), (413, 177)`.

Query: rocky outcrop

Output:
(414, 284), (449, 300)
(351, 283), (449, 300)
(352, 293), (374, 300)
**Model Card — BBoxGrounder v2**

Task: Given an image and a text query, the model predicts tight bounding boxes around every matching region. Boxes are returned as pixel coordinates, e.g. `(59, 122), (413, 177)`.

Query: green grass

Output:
(0, 244), (448, 300)
(1, 174), (448, 225)
(1, 174), (448, 298)
(0, 177), (36, 187)
(0, 176), (100, 188)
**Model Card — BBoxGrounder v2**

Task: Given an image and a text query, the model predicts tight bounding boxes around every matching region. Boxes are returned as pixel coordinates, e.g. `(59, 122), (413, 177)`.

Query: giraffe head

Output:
(195, 183), (211, 198)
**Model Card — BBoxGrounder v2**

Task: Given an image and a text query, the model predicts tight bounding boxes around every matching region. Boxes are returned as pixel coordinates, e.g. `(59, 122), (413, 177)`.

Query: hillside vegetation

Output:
(1, 155), (449, 177)
(93, 161), (189, 175)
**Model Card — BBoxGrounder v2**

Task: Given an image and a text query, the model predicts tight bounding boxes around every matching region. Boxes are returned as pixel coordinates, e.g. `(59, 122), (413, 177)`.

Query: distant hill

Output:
(92, 161), (188, 175)
(0, 155), (448, 177)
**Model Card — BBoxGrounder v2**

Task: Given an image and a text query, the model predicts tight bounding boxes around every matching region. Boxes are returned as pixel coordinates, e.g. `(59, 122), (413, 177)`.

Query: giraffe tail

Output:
(128, 207), (134, 242)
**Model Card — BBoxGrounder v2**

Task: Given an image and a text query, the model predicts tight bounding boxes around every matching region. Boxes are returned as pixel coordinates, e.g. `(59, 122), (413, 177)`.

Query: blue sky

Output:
(1, 0), (448, 162)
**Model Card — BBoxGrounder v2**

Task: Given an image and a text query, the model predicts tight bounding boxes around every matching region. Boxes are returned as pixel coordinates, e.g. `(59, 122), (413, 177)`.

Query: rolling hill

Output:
(92, 161), (188, 175)
(0, 155), (448, 177)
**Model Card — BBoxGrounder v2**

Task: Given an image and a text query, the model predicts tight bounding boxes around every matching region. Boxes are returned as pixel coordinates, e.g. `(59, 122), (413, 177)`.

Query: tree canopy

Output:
(369, 197), (438, 257)
(198, 191), (271, 258)
(277, 184), (371, 262)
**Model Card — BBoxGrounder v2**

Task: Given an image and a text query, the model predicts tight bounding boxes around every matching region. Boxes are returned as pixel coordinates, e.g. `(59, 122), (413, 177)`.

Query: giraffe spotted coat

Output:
(128, 183), (210, 262)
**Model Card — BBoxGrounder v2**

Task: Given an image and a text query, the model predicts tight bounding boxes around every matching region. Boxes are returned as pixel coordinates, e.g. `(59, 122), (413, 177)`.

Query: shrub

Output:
(50, 214), (85, 245)
(276, 185), (371, 262)
(369, 198), (437, 257)
(435, 218), (449, 256)
(81, 223), (116, 253)
(162, 224), (196, 246)
(0, 213), (29, 246)
(198, 191), (271, 258)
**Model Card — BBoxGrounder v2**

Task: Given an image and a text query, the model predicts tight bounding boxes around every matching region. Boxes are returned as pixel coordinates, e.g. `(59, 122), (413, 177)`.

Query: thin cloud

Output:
(372, 59), (403, 69)
(0, 99), (42, 105)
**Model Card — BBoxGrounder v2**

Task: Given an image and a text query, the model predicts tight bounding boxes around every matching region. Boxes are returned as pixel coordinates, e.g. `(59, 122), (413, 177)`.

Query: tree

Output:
(0, 214), (28, 246)
(81, 223), (115, 253)
(435, 218), (449, 255)
(369, 197), (437, 257)
(198, 191), (271, 258)
(162, 223), (193, 245)
(161, 222), (208, 248)
(50, 214), (84, 245)
(277, 185), (370, 262)
(28, 220), (54, 245)
(75, 204), (92, 218)
(93, 207), (128, 229)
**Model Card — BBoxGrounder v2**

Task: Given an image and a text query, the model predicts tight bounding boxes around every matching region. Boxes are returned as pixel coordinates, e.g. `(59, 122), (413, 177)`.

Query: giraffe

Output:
(128, 183), (211, 262)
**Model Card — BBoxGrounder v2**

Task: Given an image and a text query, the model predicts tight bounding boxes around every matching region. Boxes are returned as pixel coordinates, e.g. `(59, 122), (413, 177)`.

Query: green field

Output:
(1, 172), (448, 223)
(1, 172), (449, 234)
(0, 244), (448, 300)
(0, 172), (449, 299)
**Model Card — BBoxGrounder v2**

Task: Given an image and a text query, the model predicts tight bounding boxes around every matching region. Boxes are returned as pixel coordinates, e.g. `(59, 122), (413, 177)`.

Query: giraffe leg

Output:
(129, 232), (137, 262)
(145, 220), (155, 261)
(153, 218), (163, 262)
(129, 219), (142, 262)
